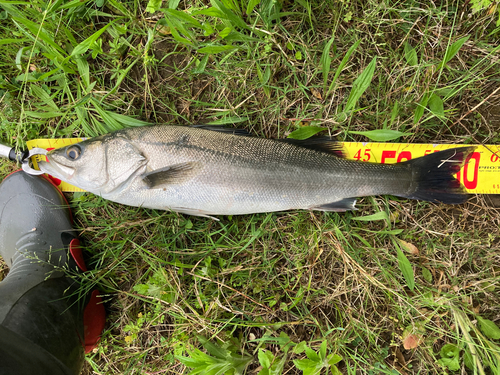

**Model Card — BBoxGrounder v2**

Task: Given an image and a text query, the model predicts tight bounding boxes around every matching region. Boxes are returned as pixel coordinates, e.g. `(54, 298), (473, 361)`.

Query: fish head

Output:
(38, 134), (147, 195)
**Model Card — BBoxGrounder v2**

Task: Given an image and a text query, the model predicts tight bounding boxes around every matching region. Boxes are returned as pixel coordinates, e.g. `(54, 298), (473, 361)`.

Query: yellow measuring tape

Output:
(27, 138), (500, 194)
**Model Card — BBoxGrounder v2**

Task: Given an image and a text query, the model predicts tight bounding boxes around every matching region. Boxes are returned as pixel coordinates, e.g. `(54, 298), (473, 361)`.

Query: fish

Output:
(38, 125), (474, 218)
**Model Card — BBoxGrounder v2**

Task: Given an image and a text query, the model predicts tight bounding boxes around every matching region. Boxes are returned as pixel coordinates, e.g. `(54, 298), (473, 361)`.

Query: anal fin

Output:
(310, 198), (357, 212)
(171, 207), (220, 221)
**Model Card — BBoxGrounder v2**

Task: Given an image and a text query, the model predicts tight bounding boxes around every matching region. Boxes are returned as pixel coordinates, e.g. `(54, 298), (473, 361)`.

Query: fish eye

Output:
(66, 145), (82, 160)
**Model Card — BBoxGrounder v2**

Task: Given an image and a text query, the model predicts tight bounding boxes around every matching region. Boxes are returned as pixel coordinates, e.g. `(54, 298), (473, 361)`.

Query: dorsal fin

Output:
(190, 125), (252, 136)
(278, 137), (345, 157)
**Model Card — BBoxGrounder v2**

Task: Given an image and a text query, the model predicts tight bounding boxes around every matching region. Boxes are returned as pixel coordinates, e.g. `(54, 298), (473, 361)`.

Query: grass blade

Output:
(74, 56), (90, 89)
(12, 16), (66, 57)
(321, 35), (335, 93)
(327, 40), (360, 96)
(344, 57), (377, 113)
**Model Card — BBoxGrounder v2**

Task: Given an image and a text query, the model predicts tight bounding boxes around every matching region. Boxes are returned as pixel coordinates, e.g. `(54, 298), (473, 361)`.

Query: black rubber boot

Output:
(0, 171), (105, 375)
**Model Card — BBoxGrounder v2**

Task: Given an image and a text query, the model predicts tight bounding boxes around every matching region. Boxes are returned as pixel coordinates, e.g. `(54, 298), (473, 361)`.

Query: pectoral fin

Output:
(142, 162), (201, 188)
(311, 198), (357, 212)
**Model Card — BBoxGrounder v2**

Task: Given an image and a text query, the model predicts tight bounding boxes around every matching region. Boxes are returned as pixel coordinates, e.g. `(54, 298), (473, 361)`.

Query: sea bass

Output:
(38, 125), (473, 217)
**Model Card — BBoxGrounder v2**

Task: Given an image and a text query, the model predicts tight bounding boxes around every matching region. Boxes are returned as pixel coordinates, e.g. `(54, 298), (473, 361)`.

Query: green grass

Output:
(1, 0), (500, 374)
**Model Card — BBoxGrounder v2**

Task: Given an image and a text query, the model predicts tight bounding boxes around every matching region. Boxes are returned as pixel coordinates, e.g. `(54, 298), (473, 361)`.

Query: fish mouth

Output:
(38, 157), (76, 180)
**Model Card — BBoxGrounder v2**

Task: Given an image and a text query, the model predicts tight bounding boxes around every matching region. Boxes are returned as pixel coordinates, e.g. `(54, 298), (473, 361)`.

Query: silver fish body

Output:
(38, 125), (472, 217)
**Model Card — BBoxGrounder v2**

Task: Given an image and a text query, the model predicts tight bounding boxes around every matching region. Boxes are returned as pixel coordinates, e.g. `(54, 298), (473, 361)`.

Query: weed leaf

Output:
(165, 9), (202, 27)
(305, 345), (320, 361)
(211, 0), (248, 29)
(477, 316), (500, 339)
(293, 358), (317, 371)
(344, 57), (376, 113)
(404, 42), (418, 66)
(75, 56), (90, 88)
(293, 341), (308, 354)
(30, 85), (59, 111)
(353, 211), (388, 221)
(145, 0), (162, 13)
(428, 93), (445, 118)
(421, 267), (433, 283)
(198, 336), (227, 359)
(164, 16), (195, 47)
(396, 246), (415, 290)
(348, 129), (411, 142)
(105, 112), (149, 127)
(168, 0), (180, 9)
(439, 36), (470, 68)
(258, 349), (272, 369)
(71, 22), (113, 56)
(437, 344), (460, 371)
(414, 93), (430, 124)
(0, 38), (27, 45)
(319, 341), (327, 360)
(193, 54), (209, 74)
(25, 110), (64, 118)
(463, 348), (474, 370)
(402, 324), (425, 349)
(198, 44), (237, 54)
(207, 116), (248, 125)
(246, 0), (261, 15)
(327, 354), (342, 366)
(287, 126), (325, 140)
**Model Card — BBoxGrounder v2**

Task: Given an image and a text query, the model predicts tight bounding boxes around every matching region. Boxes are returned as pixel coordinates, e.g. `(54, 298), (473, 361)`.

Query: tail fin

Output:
(401, 147), (475, 204)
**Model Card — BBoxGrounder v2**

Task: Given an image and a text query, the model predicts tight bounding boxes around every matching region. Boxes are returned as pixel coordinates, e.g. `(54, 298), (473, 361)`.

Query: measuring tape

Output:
(27, 138), (500, 194)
